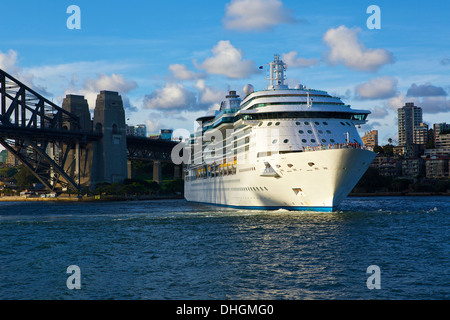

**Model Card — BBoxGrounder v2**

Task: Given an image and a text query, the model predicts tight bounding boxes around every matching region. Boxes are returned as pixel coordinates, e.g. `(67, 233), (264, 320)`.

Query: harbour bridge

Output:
(0, 69), (180, 193)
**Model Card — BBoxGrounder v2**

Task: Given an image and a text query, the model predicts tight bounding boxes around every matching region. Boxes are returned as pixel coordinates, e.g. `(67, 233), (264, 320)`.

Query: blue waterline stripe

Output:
(186, 200), (334, 212)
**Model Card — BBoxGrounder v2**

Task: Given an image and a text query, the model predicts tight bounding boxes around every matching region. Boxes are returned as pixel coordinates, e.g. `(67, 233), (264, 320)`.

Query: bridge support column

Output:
(127, 160), (134, 179)
(174, 164), (181, 179)
(91, 91), (127, 189)
(153, 160), (162, 185)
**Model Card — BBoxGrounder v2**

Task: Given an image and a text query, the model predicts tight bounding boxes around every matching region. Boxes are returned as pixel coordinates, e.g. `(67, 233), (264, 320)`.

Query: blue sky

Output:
(1, 0), (449, 144)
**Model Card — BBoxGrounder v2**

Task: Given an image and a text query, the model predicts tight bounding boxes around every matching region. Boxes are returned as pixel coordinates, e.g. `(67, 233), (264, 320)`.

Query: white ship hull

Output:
(185, 148), (375, 212)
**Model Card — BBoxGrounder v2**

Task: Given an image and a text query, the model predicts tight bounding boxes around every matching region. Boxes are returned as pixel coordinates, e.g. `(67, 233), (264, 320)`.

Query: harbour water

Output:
(0, 196), (448, 300)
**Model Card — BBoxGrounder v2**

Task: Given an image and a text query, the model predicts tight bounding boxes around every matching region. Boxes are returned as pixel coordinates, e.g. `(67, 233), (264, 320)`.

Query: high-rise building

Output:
(413, 122), (429, 146)
(135, 124), (147, 137)
(434, 123), (450, 149)
(398, 102), (422, 146)
(361, 130), (378, 147)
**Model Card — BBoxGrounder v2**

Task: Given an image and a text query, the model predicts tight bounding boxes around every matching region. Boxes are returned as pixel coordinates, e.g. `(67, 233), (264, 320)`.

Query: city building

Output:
(370, 155), (401, 177)
(434, 123), (450, 149)
(135, 124), (147, 137)
(425, 157), (449, 179)
(413, 122), (429, 146)
(398, 102), (423, 146)
(361, 130), (378, 147)
(402, 158), (425, 177)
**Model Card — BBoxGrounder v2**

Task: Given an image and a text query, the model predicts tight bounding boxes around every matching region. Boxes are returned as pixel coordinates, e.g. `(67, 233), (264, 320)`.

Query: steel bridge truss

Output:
(0, 69), (91, 192)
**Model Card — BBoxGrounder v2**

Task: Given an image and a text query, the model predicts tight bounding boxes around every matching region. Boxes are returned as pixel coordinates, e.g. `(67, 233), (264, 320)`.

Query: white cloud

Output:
(223, 0), (297, 31)
(368, 106), (389, 119)
(406, 83), (447, 97)
(169, 64), (200, 80)
(195, 79), (226, 107)
(65, 73), (138, 112)
(323, 25), (394, 72)
(386, 93), (450, 114)
(0, 50), (19, 73)
(355, 76), (398, 99)
(143, 82), (197, 111)
(200, 40), (259, 79)
(281, 51), (319, 68)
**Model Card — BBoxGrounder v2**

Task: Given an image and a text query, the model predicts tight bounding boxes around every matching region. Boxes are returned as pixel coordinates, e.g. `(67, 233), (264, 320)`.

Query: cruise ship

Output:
(183, 55), (375, 211)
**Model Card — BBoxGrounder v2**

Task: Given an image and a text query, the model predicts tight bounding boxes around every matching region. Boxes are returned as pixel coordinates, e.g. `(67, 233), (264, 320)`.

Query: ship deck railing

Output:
(302, 143), (373, 152)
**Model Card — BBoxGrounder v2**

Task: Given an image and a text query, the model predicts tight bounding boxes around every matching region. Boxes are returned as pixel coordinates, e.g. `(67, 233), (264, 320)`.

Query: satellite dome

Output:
(243, 84), (254, 95)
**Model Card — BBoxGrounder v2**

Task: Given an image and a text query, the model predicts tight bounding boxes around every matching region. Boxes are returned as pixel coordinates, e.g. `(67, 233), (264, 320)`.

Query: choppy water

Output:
(0, 196), (448, 300)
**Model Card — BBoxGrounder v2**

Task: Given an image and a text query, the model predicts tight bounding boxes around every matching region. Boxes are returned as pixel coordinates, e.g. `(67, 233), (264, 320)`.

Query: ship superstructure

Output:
(184, 55), (375, 211)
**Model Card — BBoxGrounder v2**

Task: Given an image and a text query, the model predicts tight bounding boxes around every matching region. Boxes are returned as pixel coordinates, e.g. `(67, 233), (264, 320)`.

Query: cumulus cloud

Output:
(323, 26), (394, 72)
(0, 49), (53, 97)
(66, 73), (138, 112)
(223, 0), (297, 32)
(169, 64), (200, 80)
(386, 92), (450, 114)
(199, 40), (260, 79)
(281, 51), (319, 68)
(355, 76), (398, 99)
(143, 82), (197, 112)
(195, 79), (226, 108)
(368, 106), (389, 119)
(0, 50), (19, 73)
(406, 83), (448, 97)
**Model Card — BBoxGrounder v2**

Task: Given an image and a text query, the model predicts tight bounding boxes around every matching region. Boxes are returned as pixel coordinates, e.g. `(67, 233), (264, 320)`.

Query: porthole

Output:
(326, 130), (331, 134)
(275, 122), (280, 126)
(307, 130), (313, 134)
(311, 139), (316, 143)
(284, 139), (289, 143)
(295, 121), (300, 125)
(321, 139), (326, 143)
(315, 121), (320, 125)
(302, 139), (307, 143)
(330, 139), (335, 143)
(346, 122), (351, 126)
(272, 139), (278, 144)
(298, 130), (304, 134)
(323, 122), (328, 125)
(318, 130), (323, 134)
(258, 122), (263, 126)
(340, 122), (345, 126)
(304, 121), (309, 125)
(267, 122), (272, 126)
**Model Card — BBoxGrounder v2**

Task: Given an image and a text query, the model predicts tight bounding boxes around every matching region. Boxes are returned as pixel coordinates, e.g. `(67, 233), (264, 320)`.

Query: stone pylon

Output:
(90, 91), (128, 188)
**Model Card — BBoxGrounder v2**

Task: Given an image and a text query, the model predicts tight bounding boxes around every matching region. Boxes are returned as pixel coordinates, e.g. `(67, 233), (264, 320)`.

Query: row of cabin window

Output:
(258, 121), (353, 127)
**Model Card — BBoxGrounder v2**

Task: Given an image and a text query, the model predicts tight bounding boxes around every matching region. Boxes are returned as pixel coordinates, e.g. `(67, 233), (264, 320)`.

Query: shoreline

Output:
(0, 194), (184, 202)
(1, 193), (449, 203)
